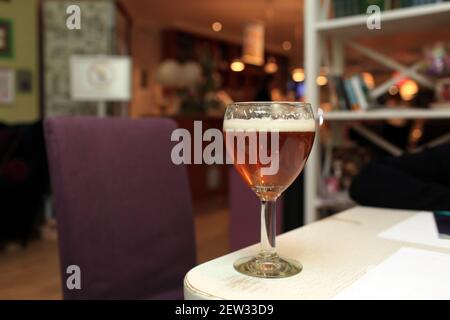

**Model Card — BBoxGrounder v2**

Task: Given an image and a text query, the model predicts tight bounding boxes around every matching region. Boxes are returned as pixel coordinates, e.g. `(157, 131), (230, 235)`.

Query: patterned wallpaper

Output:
(43, 0), (115, 116)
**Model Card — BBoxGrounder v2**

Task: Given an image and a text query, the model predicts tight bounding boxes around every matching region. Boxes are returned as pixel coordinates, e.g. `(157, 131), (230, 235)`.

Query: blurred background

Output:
(0, 0), (450, 299)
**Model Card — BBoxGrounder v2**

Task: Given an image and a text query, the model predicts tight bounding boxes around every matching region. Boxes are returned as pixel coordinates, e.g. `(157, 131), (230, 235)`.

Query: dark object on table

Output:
(0, 121), (48, 248)
(45, 117), (196, 300)
(350, 143), (450, 211)
(434, 211), (450, 239)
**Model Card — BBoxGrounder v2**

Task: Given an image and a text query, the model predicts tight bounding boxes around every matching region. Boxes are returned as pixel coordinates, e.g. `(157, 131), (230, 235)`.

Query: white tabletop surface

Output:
(184, 206), (450, 300)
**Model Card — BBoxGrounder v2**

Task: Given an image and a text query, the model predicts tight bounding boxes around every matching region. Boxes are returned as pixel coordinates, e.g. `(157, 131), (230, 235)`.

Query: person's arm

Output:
(378, 143), (450, 185)
(350, 143), (450, 211)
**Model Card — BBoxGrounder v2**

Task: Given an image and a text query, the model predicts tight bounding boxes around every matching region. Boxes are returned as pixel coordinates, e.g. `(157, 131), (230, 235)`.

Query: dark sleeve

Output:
(350, 143), (450, 211)
(378, 143), (450, 186)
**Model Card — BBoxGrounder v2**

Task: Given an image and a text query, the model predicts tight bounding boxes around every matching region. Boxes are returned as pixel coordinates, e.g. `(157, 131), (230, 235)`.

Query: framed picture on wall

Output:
(0, 18), (13, 59)
(0, 68), (15, 104)
(16, 69), (32, 93)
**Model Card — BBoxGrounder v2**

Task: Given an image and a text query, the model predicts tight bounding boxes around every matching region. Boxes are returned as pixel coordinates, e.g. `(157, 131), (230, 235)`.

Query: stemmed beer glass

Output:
(224, 102), (316, 278)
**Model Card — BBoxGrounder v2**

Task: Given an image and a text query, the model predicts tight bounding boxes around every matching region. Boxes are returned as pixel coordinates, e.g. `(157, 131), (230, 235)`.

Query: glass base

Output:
(234, 254), (302, 278)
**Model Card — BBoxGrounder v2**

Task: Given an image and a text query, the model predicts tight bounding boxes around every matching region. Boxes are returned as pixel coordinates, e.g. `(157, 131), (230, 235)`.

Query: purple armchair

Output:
(44, 117), (195, 300)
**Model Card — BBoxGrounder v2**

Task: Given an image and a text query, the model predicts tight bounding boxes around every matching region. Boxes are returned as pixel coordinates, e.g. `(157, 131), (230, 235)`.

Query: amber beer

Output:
(224, 119), (315, 201)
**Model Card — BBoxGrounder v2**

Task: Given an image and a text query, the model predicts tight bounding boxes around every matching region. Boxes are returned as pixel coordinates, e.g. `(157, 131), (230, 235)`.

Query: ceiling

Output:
(120, 0), (304, 56)
(120, 0), (450, 72)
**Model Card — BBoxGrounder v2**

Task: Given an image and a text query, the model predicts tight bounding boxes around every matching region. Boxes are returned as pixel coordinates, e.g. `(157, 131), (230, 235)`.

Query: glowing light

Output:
(282, 41), (292, 51)
(212, 22), (222, 32)
(230, 59), (245, 72)
(270, 88), (283, 101)
(321, 102), (333, 112)
(316, 75), (328, 86)
(400, 79), (418, 101)
(389, 85), (399, 95)
(412, 128), (423, 140)
(292, 68), (304, 82)
(264, 57), (278, 74)
(393, 71), (407, 86)
(362, 72), (375, 89)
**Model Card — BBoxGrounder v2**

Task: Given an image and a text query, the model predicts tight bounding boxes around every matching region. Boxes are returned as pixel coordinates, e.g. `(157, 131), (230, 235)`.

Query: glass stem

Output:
(260, 199), (277, 258)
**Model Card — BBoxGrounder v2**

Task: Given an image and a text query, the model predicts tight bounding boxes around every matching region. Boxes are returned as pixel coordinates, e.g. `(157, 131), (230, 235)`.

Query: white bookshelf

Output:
(316, 2), (450, 37)
(303, 0), (450, 224)
(324, 107), (450, 120)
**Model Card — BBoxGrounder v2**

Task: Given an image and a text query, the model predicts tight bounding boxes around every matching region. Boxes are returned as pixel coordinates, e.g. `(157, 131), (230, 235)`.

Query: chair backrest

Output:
(44, 117), (195, 299)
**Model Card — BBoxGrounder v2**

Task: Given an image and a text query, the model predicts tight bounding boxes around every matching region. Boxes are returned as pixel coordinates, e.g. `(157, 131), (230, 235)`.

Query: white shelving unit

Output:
(303, 0), (450, 223)
(316, 1), (450, 37)
(324, 107), (450, 120)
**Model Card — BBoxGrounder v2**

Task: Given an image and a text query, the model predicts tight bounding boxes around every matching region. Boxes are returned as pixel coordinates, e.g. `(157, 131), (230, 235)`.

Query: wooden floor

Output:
(0, 197), (229, 300)
(194, 196), (230, 264)
(0, 235), (62, 300)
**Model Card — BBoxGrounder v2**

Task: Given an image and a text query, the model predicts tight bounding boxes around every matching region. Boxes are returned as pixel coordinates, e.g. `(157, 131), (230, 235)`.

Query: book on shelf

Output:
(350, 75), (370, 110)
(361, 0), (386, 11)
(397, 0), (444, 8)
(333, 0), (360, 18)
(329, 75), (351, 110)
(334, 0), (386, 17)
(333, 0), (446, 18)
(344, 78), (360, 110)
(328, 74), (374, 111)
(385, 0), (393, 9)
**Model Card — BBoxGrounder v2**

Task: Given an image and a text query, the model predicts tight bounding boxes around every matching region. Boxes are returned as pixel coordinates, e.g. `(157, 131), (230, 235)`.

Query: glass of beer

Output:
(223, 102), (316, 278)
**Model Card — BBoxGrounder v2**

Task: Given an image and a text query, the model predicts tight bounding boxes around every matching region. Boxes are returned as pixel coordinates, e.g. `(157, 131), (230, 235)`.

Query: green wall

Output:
(0, 0), (39, 124)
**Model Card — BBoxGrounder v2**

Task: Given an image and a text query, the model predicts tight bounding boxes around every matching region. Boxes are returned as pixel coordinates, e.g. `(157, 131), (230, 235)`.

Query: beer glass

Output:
(224, 102), (316, 278)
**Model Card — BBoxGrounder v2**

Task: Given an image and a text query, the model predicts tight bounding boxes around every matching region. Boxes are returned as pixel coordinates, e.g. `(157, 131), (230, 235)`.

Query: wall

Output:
(162, 29), (290, 103)
(0, 0), (39, 124)
(129, 22), (161, 118)
(43, 0), (115, 116)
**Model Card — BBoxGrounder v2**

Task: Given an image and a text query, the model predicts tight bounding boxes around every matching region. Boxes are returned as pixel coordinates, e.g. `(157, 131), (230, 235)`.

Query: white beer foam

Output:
(223, 118), (315, 132)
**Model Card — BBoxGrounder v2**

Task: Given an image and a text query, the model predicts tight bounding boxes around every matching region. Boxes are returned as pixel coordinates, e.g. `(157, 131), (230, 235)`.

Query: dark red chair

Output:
(44, 117), (195, 299)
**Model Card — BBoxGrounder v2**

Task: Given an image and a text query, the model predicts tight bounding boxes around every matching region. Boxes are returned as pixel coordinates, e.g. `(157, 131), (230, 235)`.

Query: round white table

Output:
(184, 206), (450, 299)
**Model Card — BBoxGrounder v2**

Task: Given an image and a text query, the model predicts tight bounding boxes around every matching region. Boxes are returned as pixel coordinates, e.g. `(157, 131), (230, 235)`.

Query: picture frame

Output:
(0, 18), (13, 59)
(16, 69), (32, 93)
(0, 68), (15, 104)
